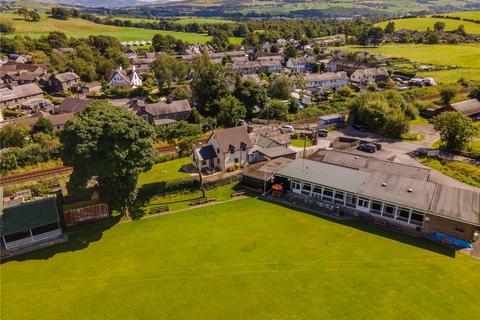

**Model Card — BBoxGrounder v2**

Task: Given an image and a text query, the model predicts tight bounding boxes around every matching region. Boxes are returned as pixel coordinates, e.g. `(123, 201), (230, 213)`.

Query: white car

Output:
(280, 124), (295, 133)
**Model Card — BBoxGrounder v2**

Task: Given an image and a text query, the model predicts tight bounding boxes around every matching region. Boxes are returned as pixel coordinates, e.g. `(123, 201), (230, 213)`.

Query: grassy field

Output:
(1, 13), (215, 42)
(291, 139), (313, 148)
(376, 17), (480, 34)
(175, 17), (234, 25)
(2, 198), (479, 320)
(445, 11), (480, 20)
(338, 44), (480, 83)
(137, 157), (192, 186)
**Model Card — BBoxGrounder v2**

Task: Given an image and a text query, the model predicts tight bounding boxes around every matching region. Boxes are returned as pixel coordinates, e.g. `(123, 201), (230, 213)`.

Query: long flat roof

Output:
(276, 159), (370, 194)
(275, 159), (480, 225)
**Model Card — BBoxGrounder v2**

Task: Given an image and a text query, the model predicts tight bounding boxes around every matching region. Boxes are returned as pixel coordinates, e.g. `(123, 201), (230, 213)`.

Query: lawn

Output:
(2, 13), (214, 42)
(445, 11), (480, 20)
(137, 157), (192, 186)
(376, 17), (480, 34)
(2, 198), (479, 319)
(291, 138), (313, 148)
(338, 44), (480, 83)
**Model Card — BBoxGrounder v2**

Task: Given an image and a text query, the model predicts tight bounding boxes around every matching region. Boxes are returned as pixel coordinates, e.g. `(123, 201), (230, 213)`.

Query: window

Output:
(396, 207), (410, 222)
(370, 201), (382, 215)
(455, 226), (465, 233)
(229, 145), (235, 154)
(345, 194), (357, 208)
(217, 148), (220, 154)
(410, 211), (424, 226)
(322, 188), (333, 202)
(240, 143), (246, 151)
(357, 198), (370, 209)
(334, 191), (345, 205)
(312, 186), (322, 198)
(382, 204), (396, 219)
(291, 181), (301, 190)
(301, 183), (312, 196)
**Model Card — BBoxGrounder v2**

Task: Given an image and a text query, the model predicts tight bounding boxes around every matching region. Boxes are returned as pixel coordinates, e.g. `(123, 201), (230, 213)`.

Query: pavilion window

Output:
(396, 207), (411, 223)
(382, 204), (396, 219)
(345, 194), (357, 208)
(357, 197), (370, 209)
(312, 186), (322, 198)
(410, 211), (424, 226)
(322, 188), (333, 202)
(301, 183), (312, 196)
(334, 191), (345, 205)
(291, 181), (301, 191)
(370, 201), (382, 215)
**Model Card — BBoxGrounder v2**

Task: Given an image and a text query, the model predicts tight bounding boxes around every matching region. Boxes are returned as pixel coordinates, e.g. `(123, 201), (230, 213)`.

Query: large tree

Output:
(433, 111), (474, 150)
(152, 53), (189, 88)
(268, 76), (291, 100)
(60, 102), (156, 215)
(217, 95), (246, 127)
(190, 56), (231, 116)
(234, 80), (267, 119)
(0, 122), (29, 148)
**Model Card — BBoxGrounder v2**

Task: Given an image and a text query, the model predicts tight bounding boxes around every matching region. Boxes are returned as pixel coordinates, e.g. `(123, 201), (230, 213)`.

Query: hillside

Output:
(1, 12), (244, 43)
(376, 17), (480, 34)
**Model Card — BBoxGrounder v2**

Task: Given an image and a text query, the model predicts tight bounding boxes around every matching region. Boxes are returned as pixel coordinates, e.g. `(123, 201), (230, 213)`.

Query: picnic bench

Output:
(189, 198), (216, 206)
(231, 191), (245, 198)
(150, 205), (169, 214)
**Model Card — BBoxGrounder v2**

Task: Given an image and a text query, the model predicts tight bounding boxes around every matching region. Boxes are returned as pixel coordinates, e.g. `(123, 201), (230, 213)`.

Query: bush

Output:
(226, 166), (235, 172)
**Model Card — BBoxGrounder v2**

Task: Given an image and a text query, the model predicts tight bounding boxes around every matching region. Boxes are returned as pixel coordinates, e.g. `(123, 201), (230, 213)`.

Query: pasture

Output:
(2, 13), (214, 43)
(445, 11), (480, 20)
(338, 44), (480, 83)
(2, 198), (479, 320)
(376, 17), (480, 34)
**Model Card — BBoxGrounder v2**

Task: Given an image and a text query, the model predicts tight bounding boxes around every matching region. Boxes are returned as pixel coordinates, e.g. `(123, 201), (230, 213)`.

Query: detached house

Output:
(48, 72), (80, 92)
(193, 126), (253, 172)
(108, 66), (142, 89)
(350, 67), (389, 85)
(286, 57), (316, 73)
(133, 99), (192, 125)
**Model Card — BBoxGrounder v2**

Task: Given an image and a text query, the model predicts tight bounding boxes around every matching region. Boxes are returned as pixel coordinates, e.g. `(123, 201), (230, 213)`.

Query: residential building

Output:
(443, 99), (480, 121)
(55, 98), (91, 114)
(274, 158), (480, 243)
(133, 99), (192, 125)
(193, 126), (253, 172)
(108, 66), (142, 88)
(286, 56), (316, 73)
(350, 67), (390, 85)
(81, 82), (102, 95)
(15, 112), (75, 131)
(48, 72), (81, 92)
(226, 60), (283, 74)
(303, 72), (349, 93)
(0, 83), (44, 109)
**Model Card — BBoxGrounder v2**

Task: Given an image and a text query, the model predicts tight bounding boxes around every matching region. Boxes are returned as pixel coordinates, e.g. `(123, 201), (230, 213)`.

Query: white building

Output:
(303, 72), (349, 93)
(108, 66), (142, 88)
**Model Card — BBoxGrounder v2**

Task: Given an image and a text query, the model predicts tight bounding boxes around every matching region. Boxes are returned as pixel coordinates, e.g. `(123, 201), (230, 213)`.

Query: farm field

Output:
(338, 44), (480, 83)
(2, 198), (479, 320)
(445, 11), (480, 20)
(376, 17), (480, 33)
(1, 13), (240, 43)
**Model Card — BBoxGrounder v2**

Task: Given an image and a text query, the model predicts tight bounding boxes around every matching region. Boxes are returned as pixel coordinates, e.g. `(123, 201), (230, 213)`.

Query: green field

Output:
(291, 138), (313, 148)
(338, 44), (480, 83)
(1, 13), (221, 43)
(445, 11), (480, 20)
(376, 17), (480, 34)
(2, 198), (479, 319)
(137, 157), (192, 186)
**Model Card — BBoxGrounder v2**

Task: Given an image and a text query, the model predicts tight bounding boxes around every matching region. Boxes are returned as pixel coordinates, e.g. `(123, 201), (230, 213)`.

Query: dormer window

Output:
(240, 142), (246, 151)
(229, 145), (235, 154)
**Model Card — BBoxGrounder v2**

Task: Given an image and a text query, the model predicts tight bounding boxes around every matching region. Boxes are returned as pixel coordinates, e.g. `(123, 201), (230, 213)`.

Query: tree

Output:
(190, 57), (231, 116)
(0, 123), (29, 148)
(455, 24), (467, 37)
(32, 117), (53, 135)
(29, 11), (41, 21)
(152, 34), (175, 52)
(367, 27), (385, 47)
(152, 53), (189, 88)
(234, 80), (267, 119)
(284, 44), (297, 61)
(46, 31), (68, 49)
(268, 76), (291, 100)
(384, 21), (395, 34)
(425, 31), (440, 44)
(0, 22), (15, 34)
(60, 102), (156, 215)
(288, 97), (299, 114)
(187, 107), (201, 124)
(433, 21), (446, 32)
(468, 86), (480, 100)
(208, 30), (230, 51)
(217, 95), (246, 127)
(433, 112), (474, 150)
(440, 86), (457, 105)
(51, 7), (70, 20)
(260, 100), (288, 121)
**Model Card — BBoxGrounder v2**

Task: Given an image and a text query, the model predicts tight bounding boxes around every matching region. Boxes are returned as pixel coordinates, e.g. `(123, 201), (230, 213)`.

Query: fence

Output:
(63, 203), (109, 226)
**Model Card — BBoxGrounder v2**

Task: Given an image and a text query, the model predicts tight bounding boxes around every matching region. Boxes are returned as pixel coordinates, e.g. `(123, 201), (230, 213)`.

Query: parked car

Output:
(317, 128), (328, 138)
(352, 124), (367, 132)
(280, 124), (295, 133)
(357, 143), (377, 153)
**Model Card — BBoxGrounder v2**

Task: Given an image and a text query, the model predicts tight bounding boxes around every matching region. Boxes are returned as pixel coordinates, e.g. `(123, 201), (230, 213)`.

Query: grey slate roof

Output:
(57, 98), (91, 114)
(212, 126), (253, 154)
(305, 72), (348, 82)
(53, 72), (80, 83)
(197, 145), (216, 160)
(450, 99), (480, 116)
(144, 99), (191, 116)
(256, 146), (296, 158)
